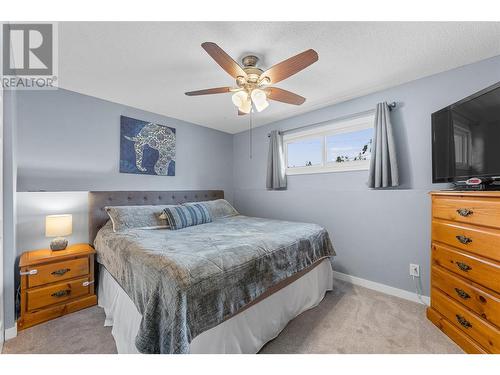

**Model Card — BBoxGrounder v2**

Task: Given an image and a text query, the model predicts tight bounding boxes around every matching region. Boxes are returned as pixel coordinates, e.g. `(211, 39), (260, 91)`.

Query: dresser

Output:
(427, 191), (500, 354)
(18, 243), (97, 330)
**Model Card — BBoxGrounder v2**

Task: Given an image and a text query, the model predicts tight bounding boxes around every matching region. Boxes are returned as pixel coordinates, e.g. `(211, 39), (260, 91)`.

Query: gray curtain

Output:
(368, 102), (399, 188)
(266, 130), (287, 190)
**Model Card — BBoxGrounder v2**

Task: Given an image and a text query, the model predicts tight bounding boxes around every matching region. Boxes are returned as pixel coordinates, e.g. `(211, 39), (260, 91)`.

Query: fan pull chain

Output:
(249, 110), (253, 159)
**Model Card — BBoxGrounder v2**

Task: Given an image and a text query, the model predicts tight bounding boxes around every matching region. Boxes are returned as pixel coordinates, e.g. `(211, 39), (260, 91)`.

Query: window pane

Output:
(287, 138), (322, 168)
(327, 128), (373, 163)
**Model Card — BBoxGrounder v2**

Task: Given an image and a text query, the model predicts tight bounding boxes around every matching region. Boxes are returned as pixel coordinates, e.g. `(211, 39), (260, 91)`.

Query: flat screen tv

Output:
(432, 81), (500, 184)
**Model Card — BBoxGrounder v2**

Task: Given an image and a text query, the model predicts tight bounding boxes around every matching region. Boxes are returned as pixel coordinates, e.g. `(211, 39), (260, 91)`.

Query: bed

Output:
(89, 190), (335, 354)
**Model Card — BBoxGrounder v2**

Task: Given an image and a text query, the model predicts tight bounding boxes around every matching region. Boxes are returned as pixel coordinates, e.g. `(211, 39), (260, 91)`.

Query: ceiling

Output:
(58, 22), (500, 134)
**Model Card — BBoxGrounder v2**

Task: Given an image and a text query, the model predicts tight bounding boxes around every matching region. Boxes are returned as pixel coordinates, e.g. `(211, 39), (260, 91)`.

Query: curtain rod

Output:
(267, 101), (397, 138)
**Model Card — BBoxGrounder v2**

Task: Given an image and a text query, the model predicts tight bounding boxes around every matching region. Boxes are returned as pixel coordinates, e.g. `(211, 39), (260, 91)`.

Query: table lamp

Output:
(45, 214), (72, 250)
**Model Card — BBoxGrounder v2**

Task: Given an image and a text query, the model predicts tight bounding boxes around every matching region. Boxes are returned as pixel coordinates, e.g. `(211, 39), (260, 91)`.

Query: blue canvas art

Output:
(120, 116), (176, 176)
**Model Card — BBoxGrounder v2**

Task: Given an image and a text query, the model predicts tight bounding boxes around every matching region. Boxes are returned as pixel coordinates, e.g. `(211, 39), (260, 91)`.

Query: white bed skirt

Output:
(98, 259), (333, 354)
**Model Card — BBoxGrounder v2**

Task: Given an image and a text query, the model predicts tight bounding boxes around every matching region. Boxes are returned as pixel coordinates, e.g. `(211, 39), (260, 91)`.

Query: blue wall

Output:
(232, 54), (500, 297)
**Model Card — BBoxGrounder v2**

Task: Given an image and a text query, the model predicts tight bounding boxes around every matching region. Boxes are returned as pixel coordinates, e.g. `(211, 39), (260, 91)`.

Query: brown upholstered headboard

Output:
(88, 190), (224, 244)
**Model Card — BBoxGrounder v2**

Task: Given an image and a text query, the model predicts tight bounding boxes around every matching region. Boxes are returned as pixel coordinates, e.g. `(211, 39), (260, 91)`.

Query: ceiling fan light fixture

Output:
(251, 88), (269, 112)
(231, 91), (249, 108)
(239, 98), (252, 114)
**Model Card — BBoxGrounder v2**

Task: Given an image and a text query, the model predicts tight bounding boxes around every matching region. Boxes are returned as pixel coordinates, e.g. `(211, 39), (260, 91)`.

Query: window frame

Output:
(283, 113), (375, 176)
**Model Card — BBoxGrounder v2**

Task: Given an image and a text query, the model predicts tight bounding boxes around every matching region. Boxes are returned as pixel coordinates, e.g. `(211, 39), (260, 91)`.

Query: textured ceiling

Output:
(58, 22), (500, 134)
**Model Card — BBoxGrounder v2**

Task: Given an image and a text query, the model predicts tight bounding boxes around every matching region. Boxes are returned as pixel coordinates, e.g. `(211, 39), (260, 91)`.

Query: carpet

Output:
(2, 279), (462, 354)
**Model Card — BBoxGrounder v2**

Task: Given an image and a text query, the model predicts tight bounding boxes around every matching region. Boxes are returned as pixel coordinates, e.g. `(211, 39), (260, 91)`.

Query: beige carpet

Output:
(2, 279), (462, 354)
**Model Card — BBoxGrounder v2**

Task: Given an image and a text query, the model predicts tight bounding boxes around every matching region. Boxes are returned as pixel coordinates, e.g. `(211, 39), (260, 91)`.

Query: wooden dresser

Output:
(427, 191), (500, 354)
(18, 243), (97, 330)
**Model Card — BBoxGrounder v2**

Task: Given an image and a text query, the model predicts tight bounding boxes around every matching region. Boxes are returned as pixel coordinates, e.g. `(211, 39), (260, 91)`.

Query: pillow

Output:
(162, 203), (212, 230)
(105, 205), (174, 232)
(184, 199), (239, 219)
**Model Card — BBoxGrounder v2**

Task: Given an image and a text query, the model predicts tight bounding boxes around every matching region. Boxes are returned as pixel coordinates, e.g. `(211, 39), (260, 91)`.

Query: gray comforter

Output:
(94, 215), (335, 354)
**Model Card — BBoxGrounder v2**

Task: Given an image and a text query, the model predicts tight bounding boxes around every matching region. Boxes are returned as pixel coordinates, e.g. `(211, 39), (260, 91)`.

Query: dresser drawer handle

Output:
(456, 208), (473, 217)
(456, 262), (472, 272)
(19, 269), (38, 276)
(454, 288), (471, 300)
(51, 290), (71, 298)
(82, 281), (94, 287)
(51, 268), (70, 276)
(456, 314), (472, 329)
(456, 235), (472, 245)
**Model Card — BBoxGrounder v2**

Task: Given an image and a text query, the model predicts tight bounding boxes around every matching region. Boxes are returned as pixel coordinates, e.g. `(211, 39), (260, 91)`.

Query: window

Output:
(284, 114), (375, 175)
(453, 120), (472, 170)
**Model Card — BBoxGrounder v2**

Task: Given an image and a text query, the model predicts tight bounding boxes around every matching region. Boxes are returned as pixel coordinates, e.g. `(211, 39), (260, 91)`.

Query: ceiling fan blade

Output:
(185, 87), (232, 96)
(201, 42), (247, 79)
(238, 109), (248, 116)
(266, 87), (306, 105)
(260, 49), (318, 84)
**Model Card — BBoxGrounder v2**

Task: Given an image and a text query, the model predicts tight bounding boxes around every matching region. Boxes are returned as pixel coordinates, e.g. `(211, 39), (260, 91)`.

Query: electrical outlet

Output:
(409, 263), (420, 277)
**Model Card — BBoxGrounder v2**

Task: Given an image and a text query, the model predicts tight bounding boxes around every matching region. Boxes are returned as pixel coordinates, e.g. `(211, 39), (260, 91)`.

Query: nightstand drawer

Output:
(432, 196), (500, 229)
(27, 257), (89, 288)
(432, 219), (500, 261)
(431, 243), (500, 291)
(26, 277), (90, 311)
(432, 265), (500, 327)
(431, 288), (500, 353)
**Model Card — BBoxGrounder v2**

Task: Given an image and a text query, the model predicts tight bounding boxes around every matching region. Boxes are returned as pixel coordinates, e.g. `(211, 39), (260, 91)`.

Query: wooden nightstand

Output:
(18, 243), (97, 330)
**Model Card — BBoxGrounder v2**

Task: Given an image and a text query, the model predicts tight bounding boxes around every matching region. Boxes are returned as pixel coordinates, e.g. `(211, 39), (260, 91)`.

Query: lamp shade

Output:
(45, 214), (72, 237)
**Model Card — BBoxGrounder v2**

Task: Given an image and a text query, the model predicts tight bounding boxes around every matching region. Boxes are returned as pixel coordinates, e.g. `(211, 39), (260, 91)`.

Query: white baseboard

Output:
(332, 271), (430, 306)
(5, 323), (17, 341)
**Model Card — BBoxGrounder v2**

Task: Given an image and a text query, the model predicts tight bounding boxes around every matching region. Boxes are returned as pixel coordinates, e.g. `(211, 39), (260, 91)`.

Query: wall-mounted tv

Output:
(432, 81), (500, 184)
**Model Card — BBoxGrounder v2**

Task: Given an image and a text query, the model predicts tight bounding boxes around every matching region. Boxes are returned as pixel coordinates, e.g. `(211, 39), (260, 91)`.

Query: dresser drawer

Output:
(27, 257), (89, 288)
(432, 196), (500, 229)
(432, 265), (500, 327)
(432, 243), (500, 291)
(427, 307), (486, 353)
(431, 288), (500, 353)
(432, 219), (500, 261)
(26, 277), (90, 311)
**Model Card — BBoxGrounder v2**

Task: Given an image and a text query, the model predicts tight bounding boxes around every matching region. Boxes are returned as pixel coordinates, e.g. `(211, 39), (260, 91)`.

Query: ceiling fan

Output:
(185, 42), (319, 115)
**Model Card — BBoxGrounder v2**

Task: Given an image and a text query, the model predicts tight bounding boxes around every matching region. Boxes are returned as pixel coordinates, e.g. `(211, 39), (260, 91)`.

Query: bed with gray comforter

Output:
(94, 215), (335, 354)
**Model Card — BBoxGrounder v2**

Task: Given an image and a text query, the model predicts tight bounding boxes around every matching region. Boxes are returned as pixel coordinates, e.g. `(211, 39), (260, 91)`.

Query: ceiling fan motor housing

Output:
(240, 55), (264, 84)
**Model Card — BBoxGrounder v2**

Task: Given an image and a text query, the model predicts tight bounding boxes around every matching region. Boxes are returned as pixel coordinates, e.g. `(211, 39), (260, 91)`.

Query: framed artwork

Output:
(120, 115), (176, 176)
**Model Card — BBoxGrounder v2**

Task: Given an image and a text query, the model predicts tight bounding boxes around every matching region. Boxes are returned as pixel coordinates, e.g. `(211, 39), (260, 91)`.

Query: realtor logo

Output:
(1, 23), (58, 89)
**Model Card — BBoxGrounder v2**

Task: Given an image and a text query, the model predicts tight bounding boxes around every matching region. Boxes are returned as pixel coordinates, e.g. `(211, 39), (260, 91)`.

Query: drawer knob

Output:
(456, 261), (472, 272)
(456, 208), (473, 217)
(51, 268), (70, 276)
(454, 288), (471, 300)
(456, 314), (472, 329)
(51, 289), (71, 298)
(456, 235), (472, 245)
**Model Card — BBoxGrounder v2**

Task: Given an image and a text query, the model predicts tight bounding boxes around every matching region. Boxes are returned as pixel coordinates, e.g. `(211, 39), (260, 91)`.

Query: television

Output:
(432, 81), (500, 187)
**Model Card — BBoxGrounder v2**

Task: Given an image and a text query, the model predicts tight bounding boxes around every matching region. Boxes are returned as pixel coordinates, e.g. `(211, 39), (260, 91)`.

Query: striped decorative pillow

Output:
(162, 203), (212, 230)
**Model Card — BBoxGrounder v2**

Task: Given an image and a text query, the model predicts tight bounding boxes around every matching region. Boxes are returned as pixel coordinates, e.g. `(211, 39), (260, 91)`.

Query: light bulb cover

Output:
(239, 98), (252, 114)
(231, 91), (248, 107)
(251, 89), (269, 112)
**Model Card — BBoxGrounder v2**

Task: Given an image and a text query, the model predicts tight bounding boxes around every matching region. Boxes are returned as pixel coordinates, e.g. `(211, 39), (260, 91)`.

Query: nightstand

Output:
(18, 243), (97, 330)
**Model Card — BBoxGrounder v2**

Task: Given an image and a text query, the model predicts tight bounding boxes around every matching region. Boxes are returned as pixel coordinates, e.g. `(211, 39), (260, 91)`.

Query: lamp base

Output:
(50, 237), (68, 251)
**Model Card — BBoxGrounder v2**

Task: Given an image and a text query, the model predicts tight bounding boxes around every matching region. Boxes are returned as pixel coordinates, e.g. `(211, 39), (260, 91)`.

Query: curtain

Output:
(266, 130), (287, 190)
(368, 102), (400, 188)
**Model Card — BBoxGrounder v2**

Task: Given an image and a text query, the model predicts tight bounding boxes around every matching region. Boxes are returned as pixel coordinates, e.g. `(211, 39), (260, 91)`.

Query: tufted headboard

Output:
(88, 190), (224, 244)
